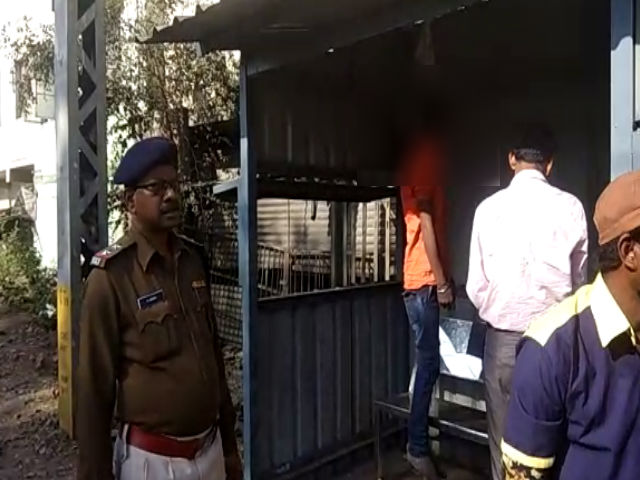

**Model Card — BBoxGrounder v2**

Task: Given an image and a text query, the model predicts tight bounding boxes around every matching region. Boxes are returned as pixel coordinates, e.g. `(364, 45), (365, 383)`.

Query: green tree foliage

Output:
(0, 0), (238, 313)
(2, 0), (239, 233)
(102, 0), (239, 231)
(0, 216), (56, 326)
(3, 0), (238, 139)
(106, 0), (238, 151)
(1, 20), (54, 117)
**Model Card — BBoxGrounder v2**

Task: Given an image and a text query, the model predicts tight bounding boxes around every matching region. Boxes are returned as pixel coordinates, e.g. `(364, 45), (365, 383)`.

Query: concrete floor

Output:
(336, 449), (486, 480)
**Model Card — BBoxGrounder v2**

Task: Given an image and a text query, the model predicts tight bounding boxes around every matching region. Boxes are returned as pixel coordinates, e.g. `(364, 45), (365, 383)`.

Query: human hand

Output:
(436, 281), (455, 310)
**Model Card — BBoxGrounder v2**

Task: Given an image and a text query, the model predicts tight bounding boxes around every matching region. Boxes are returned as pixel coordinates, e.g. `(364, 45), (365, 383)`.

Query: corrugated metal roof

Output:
(142, 0), (270, 47)
(142, 0), (399, 48)
(141, 0), (484, 53)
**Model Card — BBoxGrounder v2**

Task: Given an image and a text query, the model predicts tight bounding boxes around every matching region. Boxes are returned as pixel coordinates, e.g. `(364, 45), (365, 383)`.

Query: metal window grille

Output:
(179, 121), (398, 344)
(181, 190), (397, 345)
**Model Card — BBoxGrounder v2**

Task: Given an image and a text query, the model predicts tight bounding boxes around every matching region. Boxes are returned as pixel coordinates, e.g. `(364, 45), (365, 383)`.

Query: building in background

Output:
(0, 2), (56, 267)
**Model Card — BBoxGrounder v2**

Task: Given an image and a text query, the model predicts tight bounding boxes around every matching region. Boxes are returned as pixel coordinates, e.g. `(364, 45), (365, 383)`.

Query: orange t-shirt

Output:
(400, 137), (448, 290)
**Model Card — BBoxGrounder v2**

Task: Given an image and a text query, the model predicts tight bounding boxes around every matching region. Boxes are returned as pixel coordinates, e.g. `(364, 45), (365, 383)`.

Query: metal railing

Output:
(182, 194), (398, 344)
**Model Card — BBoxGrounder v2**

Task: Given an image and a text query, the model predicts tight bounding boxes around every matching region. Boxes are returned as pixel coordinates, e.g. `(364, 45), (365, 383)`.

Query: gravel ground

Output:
(0, 309), (484, 479)
(222, 343), (244, 454)
(0, 310), (76, 479)
(0, 308), (244, 479)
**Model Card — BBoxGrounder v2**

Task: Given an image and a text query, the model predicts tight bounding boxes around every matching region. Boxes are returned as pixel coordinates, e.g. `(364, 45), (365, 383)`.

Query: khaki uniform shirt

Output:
(76, 228), (237, 480)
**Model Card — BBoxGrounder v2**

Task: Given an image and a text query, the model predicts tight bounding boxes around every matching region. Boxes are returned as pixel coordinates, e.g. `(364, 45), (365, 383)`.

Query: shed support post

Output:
(373, 200), (380, 282)
(361, 203), (367, 283)
(611, 0), (640, 177)
(395, 194), (404, 282)
(238, 58), (258, 479)
(331, 202), (346, 287)
(54, 0), (107, 436)
(384, 199), (391, 282)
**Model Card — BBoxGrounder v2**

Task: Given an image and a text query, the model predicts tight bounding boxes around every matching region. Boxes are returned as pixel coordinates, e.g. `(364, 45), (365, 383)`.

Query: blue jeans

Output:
(403, 286), (440, 458)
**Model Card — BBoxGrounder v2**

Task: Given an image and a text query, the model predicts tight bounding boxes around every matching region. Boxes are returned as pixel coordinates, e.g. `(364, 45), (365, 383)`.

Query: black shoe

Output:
(406, 448), (444, 480)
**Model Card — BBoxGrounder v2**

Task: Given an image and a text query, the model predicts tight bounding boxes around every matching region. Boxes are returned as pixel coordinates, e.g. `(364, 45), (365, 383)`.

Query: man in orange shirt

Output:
(400, 109), (453, 479)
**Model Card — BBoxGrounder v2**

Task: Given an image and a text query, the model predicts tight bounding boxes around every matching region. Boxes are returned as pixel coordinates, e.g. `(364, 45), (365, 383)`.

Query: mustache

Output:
(160, 201), (180, 213)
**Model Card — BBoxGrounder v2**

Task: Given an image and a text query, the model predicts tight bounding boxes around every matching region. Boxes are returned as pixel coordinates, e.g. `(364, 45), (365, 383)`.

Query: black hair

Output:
(511, 122), (557, 164)
(598, 239), (622, 274)
(598, 227), (640, 273)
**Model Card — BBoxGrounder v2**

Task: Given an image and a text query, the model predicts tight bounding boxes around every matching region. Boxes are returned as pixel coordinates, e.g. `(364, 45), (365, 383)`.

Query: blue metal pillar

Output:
(238, 57), (258, 479)
(611, 0), (638, 177)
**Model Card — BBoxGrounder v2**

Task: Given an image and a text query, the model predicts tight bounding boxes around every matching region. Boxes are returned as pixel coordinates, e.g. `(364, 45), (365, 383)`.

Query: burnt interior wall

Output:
(246, 0), (611, 296)
(247, 29), (415, 180)
(433, 0), (611, 287)
(239, 0), (613, 475)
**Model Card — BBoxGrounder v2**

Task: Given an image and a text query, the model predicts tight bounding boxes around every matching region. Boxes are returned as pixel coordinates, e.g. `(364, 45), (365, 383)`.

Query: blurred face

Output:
(126, 164), (182, 231)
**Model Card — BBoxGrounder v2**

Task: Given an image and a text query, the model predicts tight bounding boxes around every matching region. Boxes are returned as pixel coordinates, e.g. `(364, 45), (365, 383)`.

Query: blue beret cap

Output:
(113, 137), (178, 186)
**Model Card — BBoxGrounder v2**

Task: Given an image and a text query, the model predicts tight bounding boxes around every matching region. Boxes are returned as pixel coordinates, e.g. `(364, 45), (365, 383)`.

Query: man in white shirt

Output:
(466, 124), (588, 480)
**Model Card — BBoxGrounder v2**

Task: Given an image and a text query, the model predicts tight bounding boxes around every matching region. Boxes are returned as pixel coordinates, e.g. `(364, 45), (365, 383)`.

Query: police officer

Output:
(77, 137), (242, 480)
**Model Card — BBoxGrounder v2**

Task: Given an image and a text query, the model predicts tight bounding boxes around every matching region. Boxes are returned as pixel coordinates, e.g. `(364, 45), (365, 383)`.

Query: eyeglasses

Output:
(134, 179), (181, 196)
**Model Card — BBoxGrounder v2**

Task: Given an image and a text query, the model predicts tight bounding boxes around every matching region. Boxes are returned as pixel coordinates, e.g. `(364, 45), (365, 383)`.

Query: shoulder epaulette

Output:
(89, 237), (133, 268)
(525, 283), (593, 346)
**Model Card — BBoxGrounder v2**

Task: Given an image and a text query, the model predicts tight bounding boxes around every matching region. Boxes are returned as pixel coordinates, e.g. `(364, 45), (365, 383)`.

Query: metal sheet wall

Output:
(248, 57), (399, 178)
(253, 283), (409, 477)
(258, 199), (331, 251)
(258, 199), (397, 258)
(207, 198), (331, 252)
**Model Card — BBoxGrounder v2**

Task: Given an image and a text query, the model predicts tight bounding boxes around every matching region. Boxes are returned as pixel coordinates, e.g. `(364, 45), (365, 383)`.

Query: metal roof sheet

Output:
(141, 0), (484, 53)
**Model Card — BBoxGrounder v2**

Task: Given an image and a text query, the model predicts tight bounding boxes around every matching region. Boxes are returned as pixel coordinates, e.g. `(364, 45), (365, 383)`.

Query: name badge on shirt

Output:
(192, 280), (206, 288)
(137, 289), (165, 310)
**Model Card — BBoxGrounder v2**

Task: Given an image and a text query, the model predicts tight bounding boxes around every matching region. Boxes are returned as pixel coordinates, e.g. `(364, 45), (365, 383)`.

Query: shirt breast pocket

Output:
(193, 285), (215, 336)
(135, 301), (180, 364)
